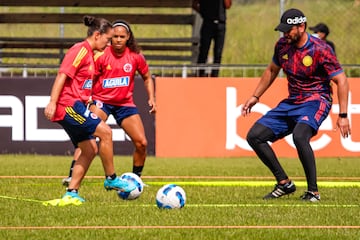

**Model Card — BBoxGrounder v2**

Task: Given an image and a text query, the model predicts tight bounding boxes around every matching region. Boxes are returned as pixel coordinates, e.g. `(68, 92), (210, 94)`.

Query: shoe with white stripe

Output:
(263, 180), (296, 199)
(300, 191), (320, 202)
(62, 176), (72, 187)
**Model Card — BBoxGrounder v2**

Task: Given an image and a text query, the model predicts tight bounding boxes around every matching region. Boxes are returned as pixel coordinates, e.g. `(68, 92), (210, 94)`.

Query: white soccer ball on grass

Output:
(117, 172), (144, 200)
(156, 184), (186, 209)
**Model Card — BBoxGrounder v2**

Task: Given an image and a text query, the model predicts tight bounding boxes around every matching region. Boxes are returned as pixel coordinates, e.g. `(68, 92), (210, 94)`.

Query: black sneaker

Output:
(62, 176), (72, 187)
(300, 191), (320, 202)
(263, 180), (296, 199)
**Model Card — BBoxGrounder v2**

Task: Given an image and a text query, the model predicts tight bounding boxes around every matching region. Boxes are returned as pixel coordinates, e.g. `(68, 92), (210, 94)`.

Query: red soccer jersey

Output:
(52, 40), (95, 121)
(92, 46), (149, 107)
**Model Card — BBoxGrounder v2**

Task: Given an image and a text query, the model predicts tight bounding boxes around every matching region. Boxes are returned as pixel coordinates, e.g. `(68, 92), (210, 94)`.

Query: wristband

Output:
(253, 95), (260, 101)
(339, 113), (348, 118)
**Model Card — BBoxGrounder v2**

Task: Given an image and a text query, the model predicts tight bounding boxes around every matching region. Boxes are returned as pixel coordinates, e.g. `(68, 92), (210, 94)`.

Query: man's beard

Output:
(289, 29), (301, 45)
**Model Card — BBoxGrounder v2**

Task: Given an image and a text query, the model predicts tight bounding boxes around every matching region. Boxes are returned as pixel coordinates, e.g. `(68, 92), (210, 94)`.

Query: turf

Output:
(0, 155), (359, 240)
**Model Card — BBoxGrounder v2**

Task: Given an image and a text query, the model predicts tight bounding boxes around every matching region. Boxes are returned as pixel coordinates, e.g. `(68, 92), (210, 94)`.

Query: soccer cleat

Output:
(42, 198), (61, 207)
(43, 192), (85, 207)
(263, 180), (296, 199)
(62, 176), (72, 186)
(62, 191), (85, 201)
(104, 177), (136, 192)
(58, 192), (85, 206)
(300, 191), (320, 202)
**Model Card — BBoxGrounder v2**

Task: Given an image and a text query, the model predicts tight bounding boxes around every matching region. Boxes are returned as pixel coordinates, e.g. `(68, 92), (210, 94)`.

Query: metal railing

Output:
(0, 64), (359, 78)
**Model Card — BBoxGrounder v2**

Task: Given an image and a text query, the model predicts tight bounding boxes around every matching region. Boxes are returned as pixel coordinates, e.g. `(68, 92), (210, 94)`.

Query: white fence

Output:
(1, 64), (359, 78)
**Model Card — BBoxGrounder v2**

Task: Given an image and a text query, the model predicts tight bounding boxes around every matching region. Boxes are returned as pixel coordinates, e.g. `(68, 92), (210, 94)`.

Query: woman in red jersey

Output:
(44, 16), (135, 206)
(90, 19), (156, 178)
(61, 20), (156, 186)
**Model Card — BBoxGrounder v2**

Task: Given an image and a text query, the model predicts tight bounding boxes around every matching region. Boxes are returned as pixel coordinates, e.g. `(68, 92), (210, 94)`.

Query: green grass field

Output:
(0, 154), (359, 240)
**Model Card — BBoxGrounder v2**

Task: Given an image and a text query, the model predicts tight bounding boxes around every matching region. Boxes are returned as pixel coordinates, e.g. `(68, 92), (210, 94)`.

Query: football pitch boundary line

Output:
(0, 225), (359, 230)
(0, 176), (359, 187)
(1, 175), (360, 181)
(144, 181), (360, 187)
(113, 203), (360, 208)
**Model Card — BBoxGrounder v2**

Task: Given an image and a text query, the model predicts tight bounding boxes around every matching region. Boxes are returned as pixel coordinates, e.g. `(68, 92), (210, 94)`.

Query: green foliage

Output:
(224, 0), (360, 64)
(0, 155), (359, 240)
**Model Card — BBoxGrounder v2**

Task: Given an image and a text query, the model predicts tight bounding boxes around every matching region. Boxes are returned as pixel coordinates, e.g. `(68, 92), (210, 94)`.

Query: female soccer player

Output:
(91, 19), (156, 177)
(62, 19), (156, 186)
(44, 16), (135, 206)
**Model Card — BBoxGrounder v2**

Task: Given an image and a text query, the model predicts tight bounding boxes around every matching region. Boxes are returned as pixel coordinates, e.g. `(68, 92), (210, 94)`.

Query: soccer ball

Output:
(117, 172), (144, 200)
(156, 184), (186, 209)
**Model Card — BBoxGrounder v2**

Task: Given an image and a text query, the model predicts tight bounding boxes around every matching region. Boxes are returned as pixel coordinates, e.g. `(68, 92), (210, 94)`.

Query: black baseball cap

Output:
(309, 23), (329, 36)
(275, 8), (307, 32)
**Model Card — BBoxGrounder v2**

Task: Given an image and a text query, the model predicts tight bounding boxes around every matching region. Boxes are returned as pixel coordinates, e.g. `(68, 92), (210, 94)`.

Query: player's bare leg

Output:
(122, 114), (147, 177)
(67, 139), (97, 190)
(93, 121), (115, 175)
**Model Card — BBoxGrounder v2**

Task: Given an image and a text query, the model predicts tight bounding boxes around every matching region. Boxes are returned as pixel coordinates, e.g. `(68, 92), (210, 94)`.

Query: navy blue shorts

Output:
(94, 101), (139, 125)
(257, 98), (331, 140)
(58, 101), (101, 146)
